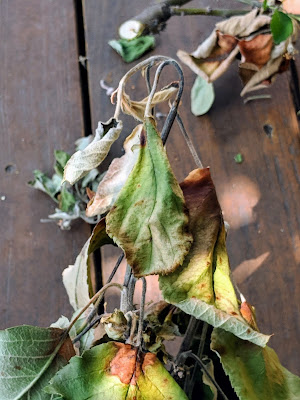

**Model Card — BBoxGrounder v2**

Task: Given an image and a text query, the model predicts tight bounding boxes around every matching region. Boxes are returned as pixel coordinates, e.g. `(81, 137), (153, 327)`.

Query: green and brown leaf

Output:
(106, 117), (192, 277)
(159, 168), (270, 346)
(46, 342), (188, 399)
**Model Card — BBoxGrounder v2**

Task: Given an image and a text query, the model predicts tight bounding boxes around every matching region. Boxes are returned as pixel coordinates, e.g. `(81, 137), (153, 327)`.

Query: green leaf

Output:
(63, 118), (123, 185)
(0, 325), (74, 400)
(109, 36), (155, 63)
(271, 10), (293, 44)
(160, 168), (271, 347)
(234, 153), (243, 164)
(211, 328), (300, 400)
(106, 117), (192, 277)
(28, 170), (62, 201)
(54, 150), (71, 178)
(62, 218), (114, 310)
(58, 187), (76, 212)
(46, 342), (188, 399)
(191, 76), (215, 116)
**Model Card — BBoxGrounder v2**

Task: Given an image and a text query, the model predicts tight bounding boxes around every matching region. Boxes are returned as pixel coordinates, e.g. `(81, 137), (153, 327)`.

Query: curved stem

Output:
(136, 277), (147, 347)
(171, 7), (250, 17)
(113, 55), (170, 120)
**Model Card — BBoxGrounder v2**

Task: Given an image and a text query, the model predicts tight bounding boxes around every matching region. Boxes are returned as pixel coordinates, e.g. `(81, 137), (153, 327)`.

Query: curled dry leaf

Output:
(159, 168), (271, 347)
(211, 328), (300, 400)
(106, 117), (192, 277)
(63, 118), (123, 185)
(62, 218), (114, 310)
(177, 8), (297, 96)
(46, 342), (188, 399)
(86, 124), (143, 217)
(117, 81), (179, 122)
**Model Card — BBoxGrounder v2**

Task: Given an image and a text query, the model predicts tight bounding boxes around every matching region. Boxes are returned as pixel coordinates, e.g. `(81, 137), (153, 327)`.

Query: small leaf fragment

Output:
(271, 10), (293, 44)
(58, 187), (76, 212)
(211, 328), (300, 400)
(106, 117), (192, 277)
(28, 170), (61, 201)
(191, 76), (215, 116)
(0, 325), (74, 400)
(54, 150), (71, 178)
(109, 36), (155, 63)
(63, 118), (123, 185)
(46, 342), (188, 399)
(234, 153), (243, 164)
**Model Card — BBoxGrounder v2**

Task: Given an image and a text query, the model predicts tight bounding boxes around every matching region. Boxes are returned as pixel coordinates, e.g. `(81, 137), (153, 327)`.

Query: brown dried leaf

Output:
(86, 124), (143, 217)
(239, 34), (273, 67)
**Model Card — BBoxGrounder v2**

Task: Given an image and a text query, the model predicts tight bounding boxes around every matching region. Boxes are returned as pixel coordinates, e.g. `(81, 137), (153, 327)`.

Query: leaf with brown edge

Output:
(239, 34), (273, 67)
(106, 117), (192, 277)
(159, 168), (271, 347)
(46, 342), (188, 399)
(211, 328), (300, 400)
(86, 124), (143, 217)
(63, 218), (114, 310)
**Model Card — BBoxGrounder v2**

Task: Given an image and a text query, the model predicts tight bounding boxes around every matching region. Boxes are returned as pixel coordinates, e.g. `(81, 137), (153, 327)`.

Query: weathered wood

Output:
(83, 0), (300, 374)
(0, 0), (89, 328)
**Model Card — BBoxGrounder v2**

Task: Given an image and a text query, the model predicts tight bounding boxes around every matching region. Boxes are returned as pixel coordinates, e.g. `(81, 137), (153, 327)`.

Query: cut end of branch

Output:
(119, 20), (145, 40)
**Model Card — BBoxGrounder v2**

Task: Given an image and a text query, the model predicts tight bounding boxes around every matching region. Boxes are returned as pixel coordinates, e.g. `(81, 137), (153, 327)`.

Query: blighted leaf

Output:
(63, 218), (114, 310)
(238, 34), (273, 67)
(101, 310), (128, 340)
(109, 36), (155, 63)
(28, 170), (61, 201)
(271, 10), (293, 44)
(86, 125), (143, 217)
(0, 325), (74, 400)
(106, 117), (192, 277)
(119, 82), (178, 122)
(63, 118), (123, 185)
(159, 169), (270, 346)
(211, 328), (300, 400)
(46, 342), (188, 399)
(191, 76), (215, 116)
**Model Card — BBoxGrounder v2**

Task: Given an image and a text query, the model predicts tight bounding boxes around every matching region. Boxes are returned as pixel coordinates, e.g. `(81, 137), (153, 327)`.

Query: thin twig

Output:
(243, 94), (272, 104)
(136, 277), (147, 347)
(120, 264), (133, 313)
(171, 7), (249, 17)
(178, 351), (229, 400)
(72, 314), (103, 343)
(176, 112), (203, 168)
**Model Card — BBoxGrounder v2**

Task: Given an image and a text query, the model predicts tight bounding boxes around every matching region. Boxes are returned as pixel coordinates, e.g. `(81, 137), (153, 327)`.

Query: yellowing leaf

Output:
(106, 117), (192, 277)
(120, 82), (178, 122)
(86, 124), (143, 217)
(160, 168), (271, 346)
(46, 342), (188, 399)
(63, 118), (123, 185)
(63, 218), (114, 310)
(211, 328), (300, 400)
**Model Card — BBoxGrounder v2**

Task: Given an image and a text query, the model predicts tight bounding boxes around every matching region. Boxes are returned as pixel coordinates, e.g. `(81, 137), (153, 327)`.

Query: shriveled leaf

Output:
(211, 328), (300, 400)
(106, 117), (192, 277)
(0, 325), (74, 400)
(46, 342), (188, 399)
(63, 218), (114, 310)
(109, 36), (155, 63)
(28, 170), (61, 201)
(120, 82), (178, 122)
(101, 310), (128, 341)
(271, 10), (293, 44)
(239, 34), (273, 67)
(191, 76), (215, 116)
(63, 118), (123, 185)
(159, 168), (270, 346)
(86, 125), (143, 217)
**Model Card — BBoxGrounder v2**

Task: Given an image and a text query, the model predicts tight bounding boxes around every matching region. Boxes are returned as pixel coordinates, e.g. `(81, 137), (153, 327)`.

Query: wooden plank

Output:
(0, 0), (90, 329)
(83, 0), (300, 374)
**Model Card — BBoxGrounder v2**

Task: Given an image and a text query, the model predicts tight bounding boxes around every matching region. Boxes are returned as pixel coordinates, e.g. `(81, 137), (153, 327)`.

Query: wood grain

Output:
(0, 0), (90, 328)
(83, 0), (300, 374)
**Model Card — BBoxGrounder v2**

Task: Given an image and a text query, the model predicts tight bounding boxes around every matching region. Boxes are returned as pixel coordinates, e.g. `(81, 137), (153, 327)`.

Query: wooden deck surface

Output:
(0, 0), (299, 375)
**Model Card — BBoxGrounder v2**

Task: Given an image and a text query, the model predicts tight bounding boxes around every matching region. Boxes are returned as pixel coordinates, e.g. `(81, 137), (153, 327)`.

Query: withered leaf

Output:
(106, 117), (192, 277)
(86, 124), (143, 217)
(46, 342), (188, 399)
(159, 168), (270, 346)
(63, 118), (123, 185)
(63, 218), (114, 310)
